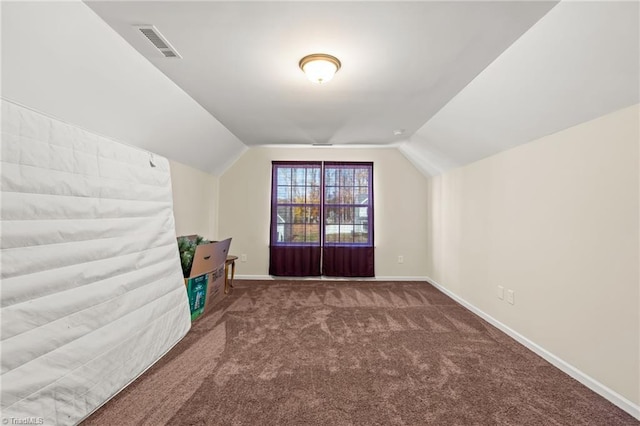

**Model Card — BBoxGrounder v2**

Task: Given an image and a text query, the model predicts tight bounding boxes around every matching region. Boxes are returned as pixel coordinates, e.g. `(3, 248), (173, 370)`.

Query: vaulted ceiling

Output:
(86, 1), (557, 149)
(3, 1), (639, 176)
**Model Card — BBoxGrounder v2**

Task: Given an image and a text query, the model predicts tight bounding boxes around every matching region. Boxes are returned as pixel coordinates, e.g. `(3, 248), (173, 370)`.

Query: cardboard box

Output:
(203, 238), (232, 312)
(205, 263), (226, 311)
(181, 237), (232, 320)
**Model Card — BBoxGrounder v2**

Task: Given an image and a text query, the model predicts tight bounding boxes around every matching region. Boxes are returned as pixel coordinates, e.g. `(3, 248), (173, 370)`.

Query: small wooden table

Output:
(224, 255), (238, 294)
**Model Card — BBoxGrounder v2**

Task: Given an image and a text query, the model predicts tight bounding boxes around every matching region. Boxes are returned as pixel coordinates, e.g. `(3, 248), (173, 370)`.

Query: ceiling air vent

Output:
(135, 25), (182, 59)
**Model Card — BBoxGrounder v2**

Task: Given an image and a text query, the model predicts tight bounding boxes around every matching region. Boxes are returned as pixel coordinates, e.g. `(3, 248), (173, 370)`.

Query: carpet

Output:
(84, 280), (638, 425)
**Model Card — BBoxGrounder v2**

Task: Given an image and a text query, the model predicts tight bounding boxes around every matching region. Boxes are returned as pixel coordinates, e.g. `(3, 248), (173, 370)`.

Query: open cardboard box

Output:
(182, 237), (232, 320)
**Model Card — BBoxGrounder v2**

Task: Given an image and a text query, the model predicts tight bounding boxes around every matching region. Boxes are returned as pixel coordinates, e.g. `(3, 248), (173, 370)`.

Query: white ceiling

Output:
(3, 1), (637, 177)
(86, 1), (557, 147)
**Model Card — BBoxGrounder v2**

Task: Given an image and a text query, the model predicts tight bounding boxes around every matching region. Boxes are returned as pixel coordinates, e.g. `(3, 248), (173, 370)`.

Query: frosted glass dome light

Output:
(299, 54), (341, 84)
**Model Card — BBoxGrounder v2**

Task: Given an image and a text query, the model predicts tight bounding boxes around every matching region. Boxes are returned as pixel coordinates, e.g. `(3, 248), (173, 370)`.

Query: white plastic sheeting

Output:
(0, 99), (191, 425)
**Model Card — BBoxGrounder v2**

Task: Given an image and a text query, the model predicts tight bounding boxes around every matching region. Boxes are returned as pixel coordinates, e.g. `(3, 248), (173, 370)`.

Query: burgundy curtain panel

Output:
(269, 246), (322, 277)
(269, 161), (374, 277)
(322, 246), (375, 277)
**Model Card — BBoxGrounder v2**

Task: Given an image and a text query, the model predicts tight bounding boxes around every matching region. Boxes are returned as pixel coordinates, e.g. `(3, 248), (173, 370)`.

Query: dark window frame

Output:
(322, 162), (374, 247)
(270, 161), (323, 247)
(270, 161), (373, 248)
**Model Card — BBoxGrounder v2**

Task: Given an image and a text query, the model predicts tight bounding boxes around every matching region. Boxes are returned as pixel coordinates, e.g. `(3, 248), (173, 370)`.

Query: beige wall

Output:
(426, 104), (639, 405)
(218, 147), (429, 278)
(169, 160), (219, 239)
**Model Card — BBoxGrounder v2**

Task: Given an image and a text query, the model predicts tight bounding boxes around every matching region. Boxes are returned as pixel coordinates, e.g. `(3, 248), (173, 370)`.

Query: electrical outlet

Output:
(507, 289), (515, 305)
(397, 255), (404, 264)
(497, 285), (504, 300)
(241, 254), (247, 262)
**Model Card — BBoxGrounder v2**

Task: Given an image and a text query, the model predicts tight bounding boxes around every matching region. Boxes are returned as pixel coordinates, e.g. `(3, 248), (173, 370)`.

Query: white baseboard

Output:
(234, 275), (429, 282)
(234, 275), (274, 280)
(376, 276), (430, 281)
(425, 276), (640, 420)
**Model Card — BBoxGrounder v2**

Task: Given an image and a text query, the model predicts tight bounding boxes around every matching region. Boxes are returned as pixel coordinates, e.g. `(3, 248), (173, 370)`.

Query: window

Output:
(270, 161), (374, 277)
(271, 162), (322, 244)
(323, 162), (373, 245)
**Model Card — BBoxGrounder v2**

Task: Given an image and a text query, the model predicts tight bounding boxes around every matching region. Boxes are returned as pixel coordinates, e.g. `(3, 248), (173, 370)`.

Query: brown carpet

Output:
(84, 280), (638, 425)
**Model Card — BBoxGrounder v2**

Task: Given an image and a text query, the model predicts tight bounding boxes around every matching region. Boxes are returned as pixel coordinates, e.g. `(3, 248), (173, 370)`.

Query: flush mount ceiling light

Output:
(299, 53), (341, 84)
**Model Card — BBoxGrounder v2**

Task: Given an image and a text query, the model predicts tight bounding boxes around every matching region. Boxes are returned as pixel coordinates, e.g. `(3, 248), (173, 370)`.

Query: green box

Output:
(185, 274), (208, 321)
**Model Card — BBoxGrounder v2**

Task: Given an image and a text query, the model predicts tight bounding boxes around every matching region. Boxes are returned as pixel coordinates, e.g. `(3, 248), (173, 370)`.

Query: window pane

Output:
(325, 168), (337, 186)
(339, 225), (354, 243)
(325, 206), (339, 224)
(355, 207), (368, 223)
(277, 206), (292, 223)
(302, 207), (313, 223)
(308, 168), (321, 186)
(293, 168), (306, 185)
(339, 169), (354, 186)
(325, 225), (339, 242)
(325, 186), (338, 204)
(339, 187), (354, 204)
(355, 168), (369, 186)
(306, 224), (320, 242)
(277, 168), (292, 184)
(354, 230), (368, 243)
(340, 206), (354, 224)
(308, 205), (320, 223)
(279, 224), (292, 242)
(277, 186), (291, 203)
(306, 186), (320, 204)
(291, 224), (306, 242)
(292, 186), (305, 202)
(355, 187), (369, 204)
(293, 206), (305, 223)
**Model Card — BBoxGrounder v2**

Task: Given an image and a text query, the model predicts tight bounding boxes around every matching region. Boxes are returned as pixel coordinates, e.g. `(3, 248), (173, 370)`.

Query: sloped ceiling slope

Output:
(400, 1), (640, 176)
(1, 1), (246, 175)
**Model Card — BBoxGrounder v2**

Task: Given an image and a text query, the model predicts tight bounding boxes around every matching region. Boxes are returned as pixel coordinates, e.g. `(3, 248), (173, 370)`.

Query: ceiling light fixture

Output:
(299, 53), (341, 84)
